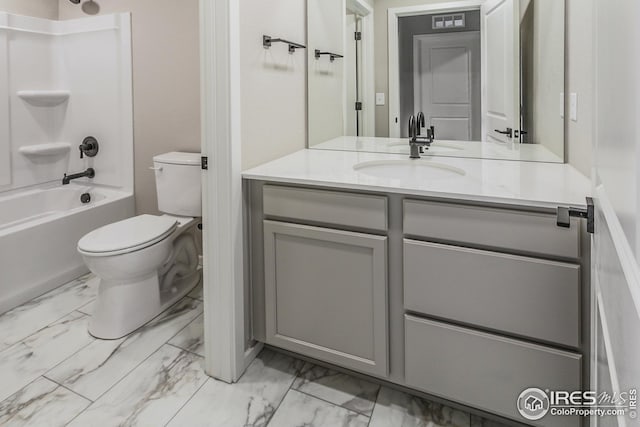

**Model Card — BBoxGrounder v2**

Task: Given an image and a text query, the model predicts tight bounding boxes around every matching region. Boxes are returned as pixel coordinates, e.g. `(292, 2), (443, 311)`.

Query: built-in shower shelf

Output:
(19, 143), (71, 157)
(17, 90), (70, 107)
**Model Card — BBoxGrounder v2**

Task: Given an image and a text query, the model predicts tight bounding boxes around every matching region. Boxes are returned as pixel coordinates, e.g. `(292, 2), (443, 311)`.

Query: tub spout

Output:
(62, 168), (95, 185)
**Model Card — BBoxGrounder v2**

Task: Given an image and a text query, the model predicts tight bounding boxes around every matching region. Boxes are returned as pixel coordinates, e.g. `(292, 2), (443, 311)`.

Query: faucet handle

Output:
(79, 136), (99, 159)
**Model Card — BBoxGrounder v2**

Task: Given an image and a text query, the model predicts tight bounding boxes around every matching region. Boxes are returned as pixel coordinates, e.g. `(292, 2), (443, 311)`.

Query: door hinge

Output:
(201, 156), (208, 170)
(557, 197), (594, 234)
(355, 102), (362, 111)
(355, 31), (362, 41)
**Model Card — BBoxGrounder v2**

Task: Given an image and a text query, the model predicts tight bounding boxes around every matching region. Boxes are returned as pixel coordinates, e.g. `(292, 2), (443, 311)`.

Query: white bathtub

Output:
(0, 183), (134, 314)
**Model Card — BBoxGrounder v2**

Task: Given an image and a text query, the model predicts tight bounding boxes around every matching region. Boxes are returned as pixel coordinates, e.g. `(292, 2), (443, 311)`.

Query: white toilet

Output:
(78, 152), (202, 339)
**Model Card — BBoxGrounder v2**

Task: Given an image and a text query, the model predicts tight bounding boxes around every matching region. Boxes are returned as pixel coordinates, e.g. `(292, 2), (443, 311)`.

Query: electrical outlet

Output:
(570, 93), (578, 122)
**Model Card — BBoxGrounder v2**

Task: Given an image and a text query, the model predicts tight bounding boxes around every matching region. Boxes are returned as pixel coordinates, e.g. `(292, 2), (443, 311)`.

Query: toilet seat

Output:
(78, 214), (178, 256)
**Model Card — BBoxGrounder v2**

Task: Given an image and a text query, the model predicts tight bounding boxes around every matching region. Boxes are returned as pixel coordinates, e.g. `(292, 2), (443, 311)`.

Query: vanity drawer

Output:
(404, 200), (580, 259)
(263, 185), (387, 231)
(405, 315), (581, 427)
(404, 240), (580, 347)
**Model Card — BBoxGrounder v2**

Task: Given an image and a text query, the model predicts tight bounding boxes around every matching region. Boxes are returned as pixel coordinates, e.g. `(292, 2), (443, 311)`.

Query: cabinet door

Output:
(264, 220), (388, 377)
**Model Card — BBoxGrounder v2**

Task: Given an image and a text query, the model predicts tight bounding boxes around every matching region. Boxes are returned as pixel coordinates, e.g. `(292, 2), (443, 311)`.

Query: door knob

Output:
(494, 128), (513, 138)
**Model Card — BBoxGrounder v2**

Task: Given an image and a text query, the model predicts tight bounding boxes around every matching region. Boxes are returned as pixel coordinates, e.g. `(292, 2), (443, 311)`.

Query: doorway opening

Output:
(398, 10), (481, 140)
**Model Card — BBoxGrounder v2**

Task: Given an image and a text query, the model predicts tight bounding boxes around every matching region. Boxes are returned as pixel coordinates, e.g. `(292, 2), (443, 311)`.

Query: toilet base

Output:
(88, 267), (202, 340)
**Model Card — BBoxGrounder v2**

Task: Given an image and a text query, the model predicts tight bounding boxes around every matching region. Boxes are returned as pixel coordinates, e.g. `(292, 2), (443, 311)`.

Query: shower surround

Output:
(0, 12), (134, 313)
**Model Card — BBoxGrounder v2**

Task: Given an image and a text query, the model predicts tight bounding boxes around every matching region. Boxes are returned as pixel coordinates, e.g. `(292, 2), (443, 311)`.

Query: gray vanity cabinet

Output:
(260, 187), (389, 377)
(248, 182), (589, 426)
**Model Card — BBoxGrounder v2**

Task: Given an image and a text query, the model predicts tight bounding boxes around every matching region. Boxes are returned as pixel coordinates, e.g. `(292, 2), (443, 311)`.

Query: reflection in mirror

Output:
(307, 0), (566, 163)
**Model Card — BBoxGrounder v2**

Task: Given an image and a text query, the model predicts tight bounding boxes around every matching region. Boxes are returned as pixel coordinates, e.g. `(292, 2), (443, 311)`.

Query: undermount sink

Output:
(353, 160), (466, 180)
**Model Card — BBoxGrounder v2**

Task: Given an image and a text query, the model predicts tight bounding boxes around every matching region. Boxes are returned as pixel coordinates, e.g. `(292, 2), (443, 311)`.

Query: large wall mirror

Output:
(307, 0), (566, 163)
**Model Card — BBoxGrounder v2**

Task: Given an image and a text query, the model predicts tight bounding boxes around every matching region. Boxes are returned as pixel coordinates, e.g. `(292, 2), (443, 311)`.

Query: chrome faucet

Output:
(408, 113), (435, 159)
(62, 168), (95, 185)
(416, 112), (425, 134)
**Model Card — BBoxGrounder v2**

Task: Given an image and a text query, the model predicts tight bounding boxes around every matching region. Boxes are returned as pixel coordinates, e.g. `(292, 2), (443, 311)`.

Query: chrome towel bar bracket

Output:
(314, 49), (344, 62)
(263, 35), (306, 54)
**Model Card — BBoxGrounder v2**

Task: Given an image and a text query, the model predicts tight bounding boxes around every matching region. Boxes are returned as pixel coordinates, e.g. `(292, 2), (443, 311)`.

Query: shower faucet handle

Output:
(79, 136), (99, 159)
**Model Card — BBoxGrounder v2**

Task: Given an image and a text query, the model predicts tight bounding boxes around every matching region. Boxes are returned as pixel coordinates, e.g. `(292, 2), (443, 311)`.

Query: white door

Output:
(414, 32), (481, 141)
(481, 0), (519, 143)
(591, 0), (640, 425)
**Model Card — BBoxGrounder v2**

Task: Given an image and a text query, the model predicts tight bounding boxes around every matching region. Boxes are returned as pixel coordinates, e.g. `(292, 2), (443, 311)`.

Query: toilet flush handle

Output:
(149, 166), (163, 172)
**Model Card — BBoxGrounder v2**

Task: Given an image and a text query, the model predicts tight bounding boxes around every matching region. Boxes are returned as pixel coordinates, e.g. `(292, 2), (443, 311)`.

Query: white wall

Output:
(565, 0), (593, 176)
(307, 0), (345, 147)
(527, 0), (564, 158)
(59, 0), (201, 214)
(240, 0), (307, 170)
(0, 0), (58, 20)
(593, 0), (639, 259)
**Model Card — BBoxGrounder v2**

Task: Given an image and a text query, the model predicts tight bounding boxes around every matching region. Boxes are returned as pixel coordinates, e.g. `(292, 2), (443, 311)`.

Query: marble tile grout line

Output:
(263, 364), (303, 426)
(75, 300), (96, 316)
(64, 343), (199, 426)
(292, 387), (373, 420)
(42, 374), (94, 403)
(165, 342), (203, 359)
(165, 311), (203, 347)
(36, 310), (97, 376)
(63, 389), (93, 427)
(0, 304), (90, 357)
(65, 335), (179, 405)
(60, 297), (201, 404)
(10, 310), (97, 382)
(163, 376), (210, 427)
(366, 384), (383, 427)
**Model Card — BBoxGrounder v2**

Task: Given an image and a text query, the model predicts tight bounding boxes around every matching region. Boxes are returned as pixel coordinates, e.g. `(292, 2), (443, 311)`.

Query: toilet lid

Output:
(78, 215), (178, 254)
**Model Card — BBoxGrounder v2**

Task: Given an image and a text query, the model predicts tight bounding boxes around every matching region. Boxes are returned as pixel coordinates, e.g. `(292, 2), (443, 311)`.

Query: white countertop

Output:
(312, 136), (564, 163)
(243, 149), (591, 209)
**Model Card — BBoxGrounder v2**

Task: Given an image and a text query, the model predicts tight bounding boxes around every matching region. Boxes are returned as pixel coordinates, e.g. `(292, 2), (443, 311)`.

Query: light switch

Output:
(570, 93), (578, 122)
(376, 93), (385, 106)
(560, 92), (564, 118)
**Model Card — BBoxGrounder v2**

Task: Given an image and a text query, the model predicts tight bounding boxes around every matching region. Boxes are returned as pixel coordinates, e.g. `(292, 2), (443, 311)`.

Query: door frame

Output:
(387, 0), (484, 137)
(346, 0), (375, 137)
(199, 0), (262, 383)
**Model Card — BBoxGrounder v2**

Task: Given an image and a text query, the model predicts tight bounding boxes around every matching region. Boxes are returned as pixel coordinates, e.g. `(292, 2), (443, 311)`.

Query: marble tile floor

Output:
(0, 274), (511, 427)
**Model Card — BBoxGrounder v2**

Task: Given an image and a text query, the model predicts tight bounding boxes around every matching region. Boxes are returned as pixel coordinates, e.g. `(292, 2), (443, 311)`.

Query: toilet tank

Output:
(153, 152), (202, 217)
